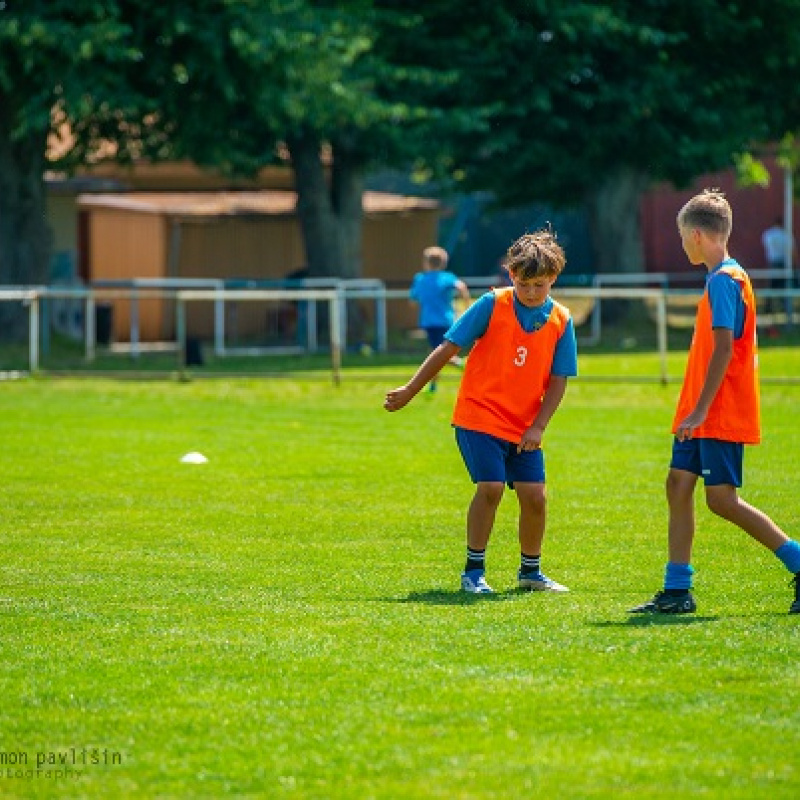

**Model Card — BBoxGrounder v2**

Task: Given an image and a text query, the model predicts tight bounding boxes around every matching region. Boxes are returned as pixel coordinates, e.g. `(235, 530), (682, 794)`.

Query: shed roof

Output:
(77, 190), (439, 218)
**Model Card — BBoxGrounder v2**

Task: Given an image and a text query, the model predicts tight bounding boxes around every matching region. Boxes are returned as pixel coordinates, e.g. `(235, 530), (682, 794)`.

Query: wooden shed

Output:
(77, 190), (439, 343)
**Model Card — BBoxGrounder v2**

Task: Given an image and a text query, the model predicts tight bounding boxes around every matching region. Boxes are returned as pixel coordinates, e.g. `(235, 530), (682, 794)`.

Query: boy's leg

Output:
(455, 428), (508, 593)
(461, 482), (503, 593)
(700, 438), (800, 612)
(704, 484), (790, 551)
(515, 481), (546, 556)
(705, 484), (800, 614)
(629, 452), (699, 613)
(515, 482), (568, 592)
(466, 482), (505, 552)
(667, 468), (698, 563)
(425, 327), (447, 391)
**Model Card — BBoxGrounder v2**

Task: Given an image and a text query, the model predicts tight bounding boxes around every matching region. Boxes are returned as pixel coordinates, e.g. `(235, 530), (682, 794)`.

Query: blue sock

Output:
(774, 540), (800, 574)
(664, 562), (694, 592)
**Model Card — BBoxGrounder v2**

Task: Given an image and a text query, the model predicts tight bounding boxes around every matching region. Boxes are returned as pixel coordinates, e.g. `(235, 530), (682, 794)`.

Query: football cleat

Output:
(518, 571), (570, 593)
(629, 590), (696, 614)
(461, 570), (494, 594)
(790, 573), (800, 615)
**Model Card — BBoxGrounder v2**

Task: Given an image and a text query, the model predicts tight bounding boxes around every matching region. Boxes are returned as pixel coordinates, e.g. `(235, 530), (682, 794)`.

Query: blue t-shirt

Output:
(410, 271), (462, 329)
(445, 291), (578, 377)
(707, 259), (745, 339)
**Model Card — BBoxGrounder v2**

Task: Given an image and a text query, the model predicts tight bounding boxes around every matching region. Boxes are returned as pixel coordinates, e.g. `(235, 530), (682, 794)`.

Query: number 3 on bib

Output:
(514, 346), (528, 367)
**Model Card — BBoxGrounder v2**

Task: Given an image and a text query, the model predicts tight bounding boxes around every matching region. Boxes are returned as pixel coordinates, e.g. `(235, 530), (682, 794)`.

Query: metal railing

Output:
(0, 285), (347, 382)
(1, 276), (798, 384)
(89, 277), (388, 358)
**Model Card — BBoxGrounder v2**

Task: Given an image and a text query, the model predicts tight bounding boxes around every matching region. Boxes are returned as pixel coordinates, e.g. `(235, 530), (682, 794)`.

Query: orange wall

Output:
(87, 208), (169, 340)
(86, 206), (439, 341)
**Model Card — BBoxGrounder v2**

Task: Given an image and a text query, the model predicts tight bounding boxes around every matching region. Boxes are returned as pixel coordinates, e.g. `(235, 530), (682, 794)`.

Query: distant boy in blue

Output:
(410, 247), (471, 389)
(410, 246), (470, 344)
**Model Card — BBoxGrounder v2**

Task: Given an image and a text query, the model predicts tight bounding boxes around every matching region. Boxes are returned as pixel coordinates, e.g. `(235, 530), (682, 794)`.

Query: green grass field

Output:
(1, 349), (799, 798)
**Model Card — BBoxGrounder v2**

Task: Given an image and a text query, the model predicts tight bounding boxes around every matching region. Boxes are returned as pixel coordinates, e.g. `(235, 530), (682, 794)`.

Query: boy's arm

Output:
(456, 279), (471, 304)
(384, 341), (462, 412)
(517, 375), (568, 452)
(409, 274), (421, 306)
(675, 327), (733, 441)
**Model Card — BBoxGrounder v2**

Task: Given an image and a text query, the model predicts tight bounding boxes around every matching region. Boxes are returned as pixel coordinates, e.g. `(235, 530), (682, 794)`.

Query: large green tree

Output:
(221, 1), (496, 279)
(449, 0), (800, 272)
(0, 3), (134, 293)
(0, 0), (492, 304)
(4, 0), (800, 326)
(0, 1), (265, 332)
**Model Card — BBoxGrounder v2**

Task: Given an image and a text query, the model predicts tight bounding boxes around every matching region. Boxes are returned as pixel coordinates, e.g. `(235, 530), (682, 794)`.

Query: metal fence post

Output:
(656, 291), (669, 386)
(376, 286), (388, 353)
(130, 287), (140, 359)
(85, 293), (96, 362)
(28, 293), (40, 372)
(214, 284), (225, 357)
(176, 294), (187, 371)
(329, 292), (342, 386)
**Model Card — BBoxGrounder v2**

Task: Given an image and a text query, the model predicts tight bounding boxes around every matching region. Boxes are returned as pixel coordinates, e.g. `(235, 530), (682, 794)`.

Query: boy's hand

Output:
(384, 386), (414, 412)
(675, 409), (707, 441)
(517, 424), (544, 453)
(384, 342), (459, 413)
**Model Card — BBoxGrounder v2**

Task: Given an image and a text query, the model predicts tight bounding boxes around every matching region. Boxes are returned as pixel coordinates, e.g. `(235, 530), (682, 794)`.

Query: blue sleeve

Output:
(443, 271), (460, 290)
(551, 317), (578, 377)
(409, 273), (422, 301)
(708, 273), (744, 337)
(445, 292), (494, 349)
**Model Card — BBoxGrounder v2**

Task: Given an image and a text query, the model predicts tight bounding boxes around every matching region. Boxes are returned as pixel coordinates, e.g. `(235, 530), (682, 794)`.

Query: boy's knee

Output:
(704, 485), (737, 517)
(475, 482), (505, 505)
(516, 483), (546, 511)
(666, 469), (695, 502)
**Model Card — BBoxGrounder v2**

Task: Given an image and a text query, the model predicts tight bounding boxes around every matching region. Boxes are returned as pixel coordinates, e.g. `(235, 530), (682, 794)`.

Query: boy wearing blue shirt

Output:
(386, 230), (577, 594)
(410, 247), (471, 388)
(630, 190), (800, 615)
(410, 246), (471, 346)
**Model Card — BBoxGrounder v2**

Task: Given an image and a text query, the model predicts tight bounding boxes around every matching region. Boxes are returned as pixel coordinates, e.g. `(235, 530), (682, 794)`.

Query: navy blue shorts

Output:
(670, 437), (744, 487)
(424, 326), (448, 349)
(455, 427), (545, 487)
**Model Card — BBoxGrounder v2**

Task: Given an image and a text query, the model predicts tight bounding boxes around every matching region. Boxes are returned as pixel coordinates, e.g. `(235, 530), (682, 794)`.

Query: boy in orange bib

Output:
(385, 230), (577, 594)
(630, 189), (800, 615)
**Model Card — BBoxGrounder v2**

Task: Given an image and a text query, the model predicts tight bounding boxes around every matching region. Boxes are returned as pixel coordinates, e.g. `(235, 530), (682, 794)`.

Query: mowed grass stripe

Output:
(0, 361), (798, 798)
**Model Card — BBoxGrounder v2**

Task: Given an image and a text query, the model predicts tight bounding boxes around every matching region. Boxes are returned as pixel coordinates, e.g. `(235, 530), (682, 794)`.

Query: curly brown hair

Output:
(502, 229), (566, 280)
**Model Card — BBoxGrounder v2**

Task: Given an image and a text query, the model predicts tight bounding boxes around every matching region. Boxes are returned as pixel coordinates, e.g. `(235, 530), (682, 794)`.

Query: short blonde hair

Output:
(677, 189), (732, 239)
(422, 246), (449, 270)
(502, 229), (565, 280)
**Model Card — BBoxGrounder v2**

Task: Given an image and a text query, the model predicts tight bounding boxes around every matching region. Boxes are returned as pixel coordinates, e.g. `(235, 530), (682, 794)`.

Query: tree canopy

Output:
(2, 0), (800, 294)
(453, 1), (800, 203)
(429, 1), (800, 270)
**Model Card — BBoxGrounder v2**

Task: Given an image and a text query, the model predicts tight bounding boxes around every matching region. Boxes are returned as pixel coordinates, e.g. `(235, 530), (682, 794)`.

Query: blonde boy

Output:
(630, 190), (800, 615)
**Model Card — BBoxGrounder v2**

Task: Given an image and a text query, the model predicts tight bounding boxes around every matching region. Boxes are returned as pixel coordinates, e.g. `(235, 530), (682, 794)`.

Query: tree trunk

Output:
(0, 97), (53, 337)
(330, 136), (364, 280)
(287, 131), (367, 343)
(586, 168), (649, 274)
(287, 131), (364, 281)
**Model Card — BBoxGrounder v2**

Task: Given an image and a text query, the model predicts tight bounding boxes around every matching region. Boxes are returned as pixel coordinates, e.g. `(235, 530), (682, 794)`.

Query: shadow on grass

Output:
(589, 615), (720, 627)
(389, 589), (511, 605)
(387, 588), (546, 605)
